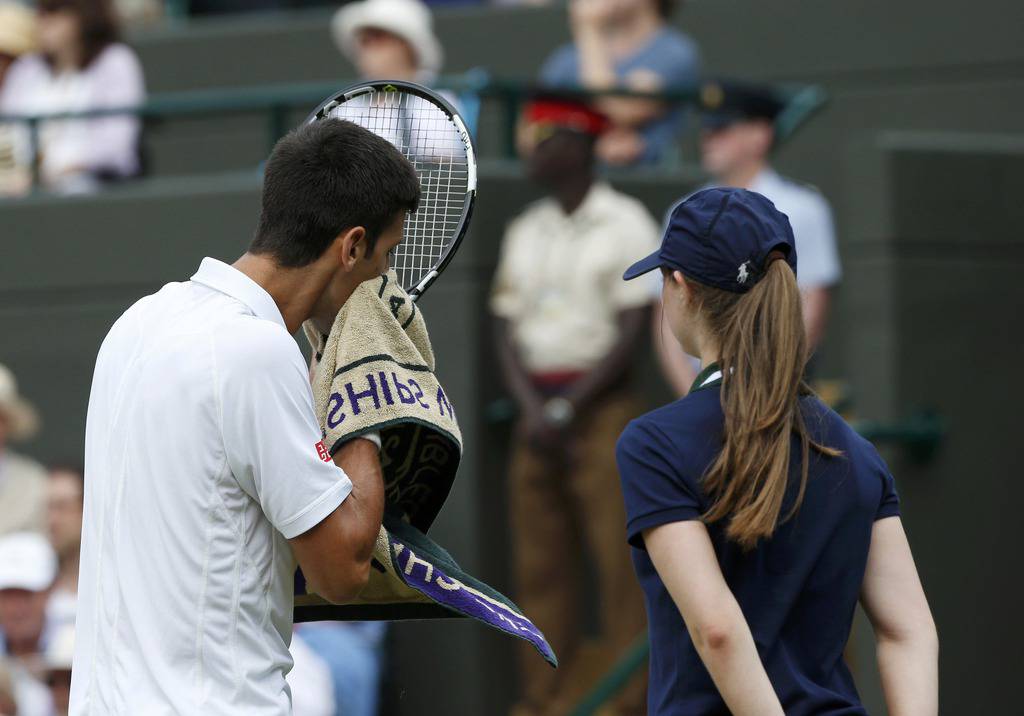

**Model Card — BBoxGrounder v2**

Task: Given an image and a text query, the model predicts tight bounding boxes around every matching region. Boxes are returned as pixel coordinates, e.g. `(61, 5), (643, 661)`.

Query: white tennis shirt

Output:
(70, 258), (353, 715)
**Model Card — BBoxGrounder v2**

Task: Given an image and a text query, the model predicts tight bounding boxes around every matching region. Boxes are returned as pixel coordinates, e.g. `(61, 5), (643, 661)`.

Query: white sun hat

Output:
(0, 363), (40, 442)
(0, 532), (57, 592)
(331, 0), (444, 80)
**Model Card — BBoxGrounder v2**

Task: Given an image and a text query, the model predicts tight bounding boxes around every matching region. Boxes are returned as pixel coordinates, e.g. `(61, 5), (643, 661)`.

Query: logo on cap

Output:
(737, 261), (751, 285)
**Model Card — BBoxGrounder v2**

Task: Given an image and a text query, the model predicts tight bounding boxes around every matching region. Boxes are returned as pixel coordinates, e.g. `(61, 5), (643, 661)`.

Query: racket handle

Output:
(408, 270), (439, 303)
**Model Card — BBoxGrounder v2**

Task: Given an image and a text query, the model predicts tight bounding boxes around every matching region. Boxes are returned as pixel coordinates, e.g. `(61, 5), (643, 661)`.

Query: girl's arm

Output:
(860, 517), (939, 716)
(644, 521), (784, 716)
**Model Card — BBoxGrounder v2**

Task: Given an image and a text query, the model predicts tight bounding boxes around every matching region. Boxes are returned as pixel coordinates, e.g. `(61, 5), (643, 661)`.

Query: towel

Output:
(295, 271), (557, 667)
(304, 271), (459, 532)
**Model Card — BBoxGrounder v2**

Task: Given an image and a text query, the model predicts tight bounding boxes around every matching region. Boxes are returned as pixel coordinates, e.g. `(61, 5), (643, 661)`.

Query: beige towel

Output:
(304, 270), (461, 531)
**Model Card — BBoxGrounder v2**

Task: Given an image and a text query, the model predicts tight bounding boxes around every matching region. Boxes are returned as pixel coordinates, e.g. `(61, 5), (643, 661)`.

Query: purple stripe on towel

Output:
(390, 536), (557, 666)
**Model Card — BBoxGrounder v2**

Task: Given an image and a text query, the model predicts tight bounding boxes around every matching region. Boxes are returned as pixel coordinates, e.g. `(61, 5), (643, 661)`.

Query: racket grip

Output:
(409, 269), (439, 303)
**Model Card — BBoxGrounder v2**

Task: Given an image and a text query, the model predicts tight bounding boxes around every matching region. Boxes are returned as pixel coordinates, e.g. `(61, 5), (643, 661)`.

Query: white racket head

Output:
(307, 80), (477, 301)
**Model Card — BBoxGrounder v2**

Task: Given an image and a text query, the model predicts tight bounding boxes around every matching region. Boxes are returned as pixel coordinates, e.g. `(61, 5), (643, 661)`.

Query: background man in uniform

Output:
(492, 97), (659, 716)
(70, 119), (420, 715)
(657, 80), (843, 394)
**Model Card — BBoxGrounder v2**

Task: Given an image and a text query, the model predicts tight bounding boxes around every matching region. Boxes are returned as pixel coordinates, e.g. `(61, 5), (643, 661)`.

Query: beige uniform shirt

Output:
(0, 451), (47, 535)
(490, 182), (660, 373)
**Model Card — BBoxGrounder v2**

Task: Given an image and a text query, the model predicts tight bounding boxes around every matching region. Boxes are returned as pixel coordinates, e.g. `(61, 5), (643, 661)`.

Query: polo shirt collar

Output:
(689, 362), (723, 393)
(190, 257), (287, 330)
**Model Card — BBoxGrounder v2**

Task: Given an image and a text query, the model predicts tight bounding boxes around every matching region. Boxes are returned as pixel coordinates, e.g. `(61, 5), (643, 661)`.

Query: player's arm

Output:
(860, 517), (939, 716)
(564, 305), (649, 414)
(644, 520), (784, 716)
(220, 327), (385, 606)
(289, 437), (385, 604)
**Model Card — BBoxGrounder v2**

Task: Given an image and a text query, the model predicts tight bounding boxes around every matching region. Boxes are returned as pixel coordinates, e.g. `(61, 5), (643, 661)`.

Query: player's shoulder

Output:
(215, 314), (301, 370)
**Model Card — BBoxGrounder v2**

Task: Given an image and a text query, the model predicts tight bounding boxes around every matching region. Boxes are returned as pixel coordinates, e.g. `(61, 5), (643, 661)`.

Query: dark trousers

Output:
(509, 392), (647, 716)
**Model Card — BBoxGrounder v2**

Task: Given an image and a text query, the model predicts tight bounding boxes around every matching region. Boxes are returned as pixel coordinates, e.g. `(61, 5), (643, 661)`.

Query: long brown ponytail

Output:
(689, 258), (840, 550)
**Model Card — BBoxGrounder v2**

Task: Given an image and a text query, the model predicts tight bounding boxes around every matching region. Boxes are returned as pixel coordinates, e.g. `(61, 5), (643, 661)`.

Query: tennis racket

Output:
(306, 80), (477, 302)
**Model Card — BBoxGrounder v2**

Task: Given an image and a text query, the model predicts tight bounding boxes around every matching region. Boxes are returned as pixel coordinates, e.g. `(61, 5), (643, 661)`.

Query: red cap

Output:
(523, 98), (610, 136)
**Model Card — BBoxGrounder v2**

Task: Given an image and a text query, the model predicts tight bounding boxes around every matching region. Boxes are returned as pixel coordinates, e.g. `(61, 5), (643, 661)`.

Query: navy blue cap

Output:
(623, 188), (797, 292)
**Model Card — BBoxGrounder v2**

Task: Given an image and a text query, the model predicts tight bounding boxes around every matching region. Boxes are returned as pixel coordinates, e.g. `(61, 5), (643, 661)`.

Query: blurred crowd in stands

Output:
(0, 1), (843, 715)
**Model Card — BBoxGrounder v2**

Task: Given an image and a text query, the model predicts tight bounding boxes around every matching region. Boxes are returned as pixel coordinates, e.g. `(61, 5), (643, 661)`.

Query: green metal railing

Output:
(568, 635), (651, 716)
(0, 75), (827, 190)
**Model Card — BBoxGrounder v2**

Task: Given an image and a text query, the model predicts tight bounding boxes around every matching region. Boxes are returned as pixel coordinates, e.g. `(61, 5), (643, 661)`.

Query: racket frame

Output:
(306, 79), (478, 302)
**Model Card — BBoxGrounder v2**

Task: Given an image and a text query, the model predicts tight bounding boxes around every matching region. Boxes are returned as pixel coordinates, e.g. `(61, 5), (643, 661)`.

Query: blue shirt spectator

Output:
(539, 0), (700, 166)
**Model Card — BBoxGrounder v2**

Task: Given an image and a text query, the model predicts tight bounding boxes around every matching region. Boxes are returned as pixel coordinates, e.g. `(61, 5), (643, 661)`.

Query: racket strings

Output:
(325, 89), (470, 292)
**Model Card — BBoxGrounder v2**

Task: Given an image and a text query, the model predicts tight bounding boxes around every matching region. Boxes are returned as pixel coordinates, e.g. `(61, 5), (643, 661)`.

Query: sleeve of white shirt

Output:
(612, 204), (662, 309)
(217, 322), (352, 539)
(793, 193), (842, 289)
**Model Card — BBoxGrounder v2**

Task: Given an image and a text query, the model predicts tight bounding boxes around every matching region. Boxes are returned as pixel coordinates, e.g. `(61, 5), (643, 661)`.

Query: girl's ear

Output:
(672, 270), (691, 302)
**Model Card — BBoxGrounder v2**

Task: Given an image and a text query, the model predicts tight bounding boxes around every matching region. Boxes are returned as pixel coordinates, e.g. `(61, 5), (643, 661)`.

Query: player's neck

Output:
(232, 253), (332, 334)
(721, 160), (768, 190)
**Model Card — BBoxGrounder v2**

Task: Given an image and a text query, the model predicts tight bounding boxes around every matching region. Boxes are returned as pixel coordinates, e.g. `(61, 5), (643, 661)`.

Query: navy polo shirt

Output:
(616, 365), (900, 716)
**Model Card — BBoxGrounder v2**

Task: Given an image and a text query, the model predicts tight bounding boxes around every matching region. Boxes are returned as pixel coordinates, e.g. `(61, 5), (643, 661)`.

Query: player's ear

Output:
(335, 226), (368, 270)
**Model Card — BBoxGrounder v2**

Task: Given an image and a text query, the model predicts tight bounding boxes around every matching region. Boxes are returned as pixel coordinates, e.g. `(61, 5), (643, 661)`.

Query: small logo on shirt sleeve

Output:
(315, 441), (331, 463)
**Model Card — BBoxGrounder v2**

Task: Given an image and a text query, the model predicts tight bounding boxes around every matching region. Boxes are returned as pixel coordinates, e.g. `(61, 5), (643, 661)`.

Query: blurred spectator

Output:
(492, 97), (657, 716)
(0, 0), (145, 196)
(0, 533), (57, 716)
(44, 466), (82, 633)
(332, 0), (443, 84)
(287, 630), (336, 716)
(0, 364), (46, 537)
(296, 622), (386, 716)
(0, 3), (35, 90)
(539, 0), (701, 166)
(41, 624), (73, 716)
(0, 2), (37, 195)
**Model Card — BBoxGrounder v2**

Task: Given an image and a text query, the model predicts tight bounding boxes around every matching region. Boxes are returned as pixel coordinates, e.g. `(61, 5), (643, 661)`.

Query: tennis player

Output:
(70, 119), (420, 715)
(616, 188), (938, 715)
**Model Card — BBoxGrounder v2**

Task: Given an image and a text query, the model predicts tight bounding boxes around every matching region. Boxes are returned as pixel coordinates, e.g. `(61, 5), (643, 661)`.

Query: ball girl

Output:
(617, 187), (938, 715)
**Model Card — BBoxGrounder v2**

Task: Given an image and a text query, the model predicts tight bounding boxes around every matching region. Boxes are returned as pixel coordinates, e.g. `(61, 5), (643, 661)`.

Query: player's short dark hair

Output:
(250, 119), (420, 268)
